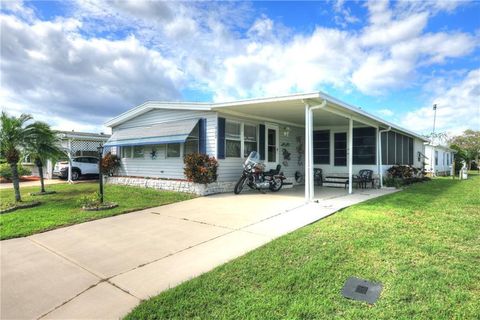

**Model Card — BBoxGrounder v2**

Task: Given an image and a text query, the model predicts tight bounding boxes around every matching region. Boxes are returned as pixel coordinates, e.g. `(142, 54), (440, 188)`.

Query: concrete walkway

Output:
(0, 179), (65, 189)
(1, 187), (397, 319)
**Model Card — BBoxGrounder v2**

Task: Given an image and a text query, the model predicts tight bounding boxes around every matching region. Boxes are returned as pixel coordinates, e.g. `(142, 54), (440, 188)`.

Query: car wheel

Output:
(72, 170), (80, 181)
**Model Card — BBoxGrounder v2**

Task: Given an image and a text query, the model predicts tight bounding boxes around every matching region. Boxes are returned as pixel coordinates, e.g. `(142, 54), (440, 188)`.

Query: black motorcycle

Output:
(234, 151), (286, 194)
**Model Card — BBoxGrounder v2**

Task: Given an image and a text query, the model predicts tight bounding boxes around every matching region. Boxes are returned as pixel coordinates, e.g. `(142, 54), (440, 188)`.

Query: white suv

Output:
(54, 156), (99, 180)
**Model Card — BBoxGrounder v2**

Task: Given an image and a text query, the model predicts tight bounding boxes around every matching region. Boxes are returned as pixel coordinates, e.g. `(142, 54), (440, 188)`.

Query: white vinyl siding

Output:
(112, 109), (217, 179)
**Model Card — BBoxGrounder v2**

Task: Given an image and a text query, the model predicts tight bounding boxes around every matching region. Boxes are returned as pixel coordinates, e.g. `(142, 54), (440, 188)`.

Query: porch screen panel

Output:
(353, 127), (376, 165)
(313, 130), (329, 164)
(381, 132), (388, 164)
(387, 131), (396, 164)
(334, 132), (347, 166)
(402, 135), (409, 164)
(395, 133), (403, 164)
(408, 138), (414, 165)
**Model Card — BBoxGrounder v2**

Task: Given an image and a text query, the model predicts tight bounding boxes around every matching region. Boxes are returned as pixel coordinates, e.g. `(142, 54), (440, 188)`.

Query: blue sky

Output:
(1, 0), (479, 135)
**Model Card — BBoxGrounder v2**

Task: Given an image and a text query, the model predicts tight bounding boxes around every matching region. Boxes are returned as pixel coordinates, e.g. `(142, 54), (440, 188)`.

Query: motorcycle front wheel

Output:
(234, 176), (247, 194)
(269, 178), (283, 192)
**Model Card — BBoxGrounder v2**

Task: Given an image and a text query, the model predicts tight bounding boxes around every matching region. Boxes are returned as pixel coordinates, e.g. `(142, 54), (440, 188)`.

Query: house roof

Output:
(105, 92), (428, 142)
(425, 143), (457, 153)
(57, 130), (110, 141)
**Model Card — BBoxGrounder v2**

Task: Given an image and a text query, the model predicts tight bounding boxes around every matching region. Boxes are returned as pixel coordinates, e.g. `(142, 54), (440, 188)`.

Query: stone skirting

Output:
(106, 176), (237, 196)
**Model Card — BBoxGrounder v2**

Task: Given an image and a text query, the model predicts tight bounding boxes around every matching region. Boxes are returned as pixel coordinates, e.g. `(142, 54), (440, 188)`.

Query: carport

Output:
(211, 92), (406, 202)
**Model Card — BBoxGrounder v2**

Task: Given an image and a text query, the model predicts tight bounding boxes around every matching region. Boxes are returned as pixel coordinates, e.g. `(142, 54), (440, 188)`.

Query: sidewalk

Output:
(1, 187), (397, 319)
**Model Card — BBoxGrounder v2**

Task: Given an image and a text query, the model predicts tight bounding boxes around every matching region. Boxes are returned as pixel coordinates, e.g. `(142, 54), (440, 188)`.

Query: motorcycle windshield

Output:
(244, 151), (260, 166)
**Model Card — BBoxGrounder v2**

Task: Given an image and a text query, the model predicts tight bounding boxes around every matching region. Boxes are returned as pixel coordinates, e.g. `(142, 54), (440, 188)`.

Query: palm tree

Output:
(0, 112), (37, 202)
(25, 122), (65, 193)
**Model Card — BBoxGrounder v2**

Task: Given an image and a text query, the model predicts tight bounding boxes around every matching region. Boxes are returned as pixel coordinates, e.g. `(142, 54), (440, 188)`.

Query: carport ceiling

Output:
(213, 99), (369, 128)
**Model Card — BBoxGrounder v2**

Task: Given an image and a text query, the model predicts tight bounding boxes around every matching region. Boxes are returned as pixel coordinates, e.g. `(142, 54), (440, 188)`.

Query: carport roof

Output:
(105, 91), (428, 142)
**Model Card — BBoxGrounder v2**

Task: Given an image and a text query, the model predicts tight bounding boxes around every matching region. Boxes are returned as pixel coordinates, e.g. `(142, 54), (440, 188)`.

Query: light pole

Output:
(432, 104), (437, 144)
(97, 145), (104, 203)
(431, 104), (437, 177)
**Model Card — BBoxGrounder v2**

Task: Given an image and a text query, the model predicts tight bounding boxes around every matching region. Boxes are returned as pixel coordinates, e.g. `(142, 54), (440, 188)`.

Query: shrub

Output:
(101, 152), (121, 176)
(383, 177), (404, 188)
(384, 170), (431, 189)
(77, 192), (102, 208)
(184, 153), (218, 184)
(0, 163), (32, 180)
(386, 164), (422, 179)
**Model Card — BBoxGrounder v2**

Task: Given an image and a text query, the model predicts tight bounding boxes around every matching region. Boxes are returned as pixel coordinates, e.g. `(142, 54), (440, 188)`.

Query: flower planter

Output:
(29, 191), (57, 196)
(0, 201), (41, 214)
(82, 202), (118, 211)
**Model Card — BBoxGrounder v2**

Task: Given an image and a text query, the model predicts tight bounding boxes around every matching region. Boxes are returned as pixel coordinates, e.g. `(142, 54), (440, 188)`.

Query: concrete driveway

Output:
(1, 187), (397, 319)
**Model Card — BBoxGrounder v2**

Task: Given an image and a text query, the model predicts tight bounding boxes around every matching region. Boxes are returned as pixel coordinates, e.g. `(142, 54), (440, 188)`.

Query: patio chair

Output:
(313, 168), (323, 186)
(357, 169), (374, 188)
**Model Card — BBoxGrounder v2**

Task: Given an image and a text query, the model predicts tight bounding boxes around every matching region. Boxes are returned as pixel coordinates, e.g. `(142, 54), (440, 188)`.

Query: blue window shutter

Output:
(217, 117), (225, 159)
(259, 124), (265, 160)
(199, 118), (207, 154)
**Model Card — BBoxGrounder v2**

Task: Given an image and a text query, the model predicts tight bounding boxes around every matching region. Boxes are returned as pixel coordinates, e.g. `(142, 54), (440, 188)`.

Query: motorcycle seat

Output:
(264, 164), (281, 177)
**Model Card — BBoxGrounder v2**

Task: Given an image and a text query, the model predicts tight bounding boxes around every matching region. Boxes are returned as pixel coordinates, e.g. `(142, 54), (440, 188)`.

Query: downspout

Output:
(378, 126), (392, 188)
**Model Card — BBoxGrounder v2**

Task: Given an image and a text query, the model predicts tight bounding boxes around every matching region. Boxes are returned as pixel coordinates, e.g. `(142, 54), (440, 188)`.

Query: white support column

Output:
(348, 118), (353, 194)
(67, 139), (73, 183)
(304, 104), (311, 202)
(309, 108), (314, 201)
(376, 127), (380, 188)
(378, 129), (383, 188)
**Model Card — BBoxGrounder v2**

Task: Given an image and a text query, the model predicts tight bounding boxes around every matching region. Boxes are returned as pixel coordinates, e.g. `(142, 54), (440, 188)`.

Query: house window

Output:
(133, 146), (144, 158)
(435, 151), (438, 166)
(353, 127), (376, 165)
(244, 124), (257, 157)
(225, 121), (241, 158)
(184, 123), (199, 155)
(334, 132), (347, 166)
(313, 130), (330, 164)
(150, 144), (165, 160)
(167, 143), (181, 158)
(121, 146), (132, 158)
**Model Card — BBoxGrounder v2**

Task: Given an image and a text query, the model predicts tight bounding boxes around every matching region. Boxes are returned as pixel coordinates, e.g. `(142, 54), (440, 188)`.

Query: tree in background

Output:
(25, 122), (65, 193)
(0, 112), (37, 202)
(449, 130), (480, 170)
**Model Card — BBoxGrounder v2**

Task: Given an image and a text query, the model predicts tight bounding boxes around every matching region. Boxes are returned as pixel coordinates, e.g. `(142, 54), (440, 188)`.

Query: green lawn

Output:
(0, 182), (194, 240)
(126, 174), (480, 320)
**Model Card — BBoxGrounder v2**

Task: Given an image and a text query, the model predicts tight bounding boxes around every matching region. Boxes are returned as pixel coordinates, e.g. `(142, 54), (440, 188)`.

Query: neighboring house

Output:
(23, 131), (110, 180)
(424, 144), (456, 176)
(104, 92), (429, 200)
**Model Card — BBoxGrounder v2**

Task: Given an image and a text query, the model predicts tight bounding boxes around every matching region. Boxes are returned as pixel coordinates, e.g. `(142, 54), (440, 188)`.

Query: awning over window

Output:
(104, 118), (199, 147)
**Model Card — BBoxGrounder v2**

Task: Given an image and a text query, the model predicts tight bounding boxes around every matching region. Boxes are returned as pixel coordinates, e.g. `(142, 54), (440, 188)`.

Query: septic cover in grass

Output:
(341, 276), (383, 304)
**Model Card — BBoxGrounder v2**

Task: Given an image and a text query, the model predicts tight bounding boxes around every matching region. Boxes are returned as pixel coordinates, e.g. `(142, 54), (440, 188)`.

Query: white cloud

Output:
(0, 13), (183, 131)
(0, 0), (478, 132)
(401, 69), (480, 135)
